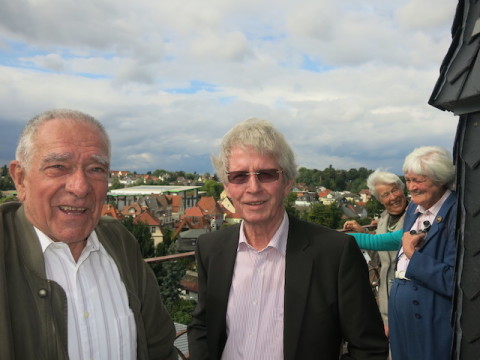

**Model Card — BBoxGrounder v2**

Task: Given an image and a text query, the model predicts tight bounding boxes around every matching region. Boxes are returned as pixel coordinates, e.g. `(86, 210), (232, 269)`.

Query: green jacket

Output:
(0, 201), (176, 360)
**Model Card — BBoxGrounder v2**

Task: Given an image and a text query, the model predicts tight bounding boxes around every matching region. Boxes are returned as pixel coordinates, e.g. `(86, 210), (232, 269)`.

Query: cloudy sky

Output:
(0, 0), (459, 176)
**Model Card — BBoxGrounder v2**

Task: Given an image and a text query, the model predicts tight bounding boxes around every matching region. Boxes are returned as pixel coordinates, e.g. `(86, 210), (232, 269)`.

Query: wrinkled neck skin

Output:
(243, 215), (284, 251)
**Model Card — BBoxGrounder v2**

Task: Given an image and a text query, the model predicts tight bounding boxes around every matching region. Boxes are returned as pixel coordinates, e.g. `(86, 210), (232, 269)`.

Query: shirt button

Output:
(38, 289), (48, 298)
(415, 313), (422, 319)
(84, 311), (90, 318)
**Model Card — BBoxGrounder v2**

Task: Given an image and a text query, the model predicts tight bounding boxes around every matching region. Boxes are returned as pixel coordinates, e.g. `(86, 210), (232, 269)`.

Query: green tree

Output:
(201, 179), (224, 200)
(307, 202), (343, 229)
(0, 165), (14, 190)
(365, 197), (384, 218)
(349, 178), (368, 194)
(167, 299), (197, 325)
(185, 172), (196, 180)
(159, 242), (187, 307)
(0, 195), (16, 204)
(121, 217), (155, 258)
(284, 192), (299, 218)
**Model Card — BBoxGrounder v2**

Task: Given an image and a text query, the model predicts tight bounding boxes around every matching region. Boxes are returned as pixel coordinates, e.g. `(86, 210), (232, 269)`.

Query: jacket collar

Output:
(14, 204), (47, 278)
(404, 191), (456, 247)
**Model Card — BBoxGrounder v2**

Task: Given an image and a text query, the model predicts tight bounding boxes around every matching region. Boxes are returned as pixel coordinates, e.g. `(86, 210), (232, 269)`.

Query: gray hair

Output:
(367, 169), (405, 200)
(16, 109), (111, 169)
(212, 118), (298, 183)
(402, 146), (455, 189)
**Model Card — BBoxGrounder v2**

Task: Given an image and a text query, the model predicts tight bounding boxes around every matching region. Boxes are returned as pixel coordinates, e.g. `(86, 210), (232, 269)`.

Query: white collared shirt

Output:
(397, 189), (452, 272)
(221, 212), (288, 360)
(36, 228), (137, 360)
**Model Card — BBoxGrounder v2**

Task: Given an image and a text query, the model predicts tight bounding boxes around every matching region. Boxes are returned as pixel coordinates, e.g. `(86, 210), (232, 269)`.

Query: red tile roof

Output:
(101, 204), (123, 220)
(134, 211), (161, 226)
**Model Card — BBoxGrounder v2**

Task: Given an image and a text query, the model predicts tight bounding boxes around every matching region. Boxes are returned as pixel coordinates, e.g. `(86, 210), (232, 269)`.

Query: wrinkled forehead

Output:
(37, 118), (109, 151)
(404, 172), (428, 181)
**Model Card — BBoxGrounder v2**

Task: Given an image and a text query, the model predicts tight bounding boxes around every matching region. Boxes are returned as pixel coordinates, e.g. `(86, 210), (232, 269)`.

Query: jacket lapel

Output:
(420, 192), (456, 248)
(283, 217), (313, 360)
(207, 225), (240, 354)
(15, 205), (47, 278)
(210, 228), (239, 303)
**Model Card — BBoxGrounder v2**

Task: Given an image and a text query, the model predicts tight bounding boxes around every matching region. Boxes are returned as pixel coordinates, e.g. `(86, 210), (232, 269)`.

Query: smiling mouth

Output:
(246, 201), (266, 205)
(59, 206), (87, 214)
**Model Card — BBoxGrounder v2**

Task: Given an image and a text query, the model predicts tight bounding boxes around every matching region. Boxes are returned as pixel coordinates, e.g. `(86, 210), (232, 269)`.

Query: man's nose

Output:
(246, 172), (262, 191)
(66, 168), (90, 197)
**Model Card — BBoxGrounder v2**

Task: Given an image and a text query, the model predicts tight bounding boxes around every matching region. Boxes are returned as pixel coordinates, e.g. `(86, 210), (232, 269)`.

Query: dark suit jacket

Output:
(187, 215), (388, 360)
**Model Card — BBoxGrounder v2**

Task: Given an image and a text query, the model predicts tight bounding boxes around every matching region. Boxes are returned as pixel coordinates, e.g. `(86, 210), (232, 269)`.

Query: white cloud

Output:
(0, 0), (460, 177)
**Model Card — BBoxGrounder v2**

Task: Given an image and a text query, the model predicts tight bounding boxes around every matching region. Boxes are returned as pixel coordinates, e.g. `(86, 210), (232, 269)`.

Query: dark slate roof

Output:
(429, 1), (480, 114)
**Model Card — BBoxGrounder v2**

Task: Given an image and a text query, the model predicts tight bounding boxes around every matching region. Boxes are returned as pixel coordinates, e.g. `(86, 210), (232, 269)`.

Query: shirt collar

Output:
(238, 211), (289, 255)
(415, 189), (451, 216)
(35, 227), (101, 254)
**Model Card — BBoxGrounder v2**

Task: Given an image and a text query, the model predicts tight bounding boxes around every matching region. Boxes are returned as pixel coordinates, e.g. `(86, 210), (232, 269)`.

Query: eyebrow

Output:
(91, 154), (110, 169)
(42, 152), (73, 164)
(41, 153), (110, 168)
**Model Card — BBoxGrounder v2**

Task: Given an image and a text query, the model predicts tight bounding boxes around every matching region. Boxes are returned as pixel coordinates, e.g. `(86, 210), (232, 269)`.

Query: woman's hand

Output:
(343, 220), (364, 233)
(402, 231), (426, 258)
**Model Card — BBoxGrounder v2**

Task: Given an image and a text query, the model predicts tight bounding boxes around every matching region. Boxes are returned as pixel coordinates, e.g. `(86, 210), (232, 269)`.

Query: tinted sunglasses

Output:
(226, 169), (283, 184)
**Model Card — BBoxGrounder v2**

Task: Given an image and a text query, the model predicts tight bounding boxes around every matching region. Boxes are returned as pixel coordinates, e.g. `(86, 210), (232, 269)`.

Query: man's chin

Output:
(50, 226), (93, 244)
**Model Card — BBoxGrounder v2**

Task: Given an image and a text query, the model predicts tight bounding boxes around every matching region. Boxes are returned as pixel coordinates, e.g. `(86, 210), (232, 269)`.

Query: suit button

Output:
(413, 300), (419, 305)
(412, 285), (418, 291)
(38, 289), (48, 298)
(415, 313), (422, 319)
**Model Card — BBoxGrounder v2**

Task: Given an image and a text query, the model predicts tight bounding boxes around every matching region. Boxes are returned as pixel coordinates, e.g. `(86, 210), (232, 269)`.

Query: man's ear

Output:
(283, 177), (295, 197)
(223, 182), (231, 198)
(9, 160), (27, 201)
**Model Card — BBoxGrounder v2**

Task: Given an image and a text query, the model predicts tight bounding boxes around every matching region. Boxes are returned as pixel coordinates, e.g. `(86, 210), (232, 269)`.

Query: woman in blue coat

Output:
(351, 146), (456, 360)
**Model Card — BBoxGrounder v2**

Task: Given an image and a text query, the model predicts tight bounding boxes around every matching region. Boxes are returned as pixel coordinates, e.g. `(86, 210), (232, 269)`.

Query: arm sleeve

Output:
(187, 240), (210, 360)
(339, 238), (389, 359)
(348, 230), (402, 251)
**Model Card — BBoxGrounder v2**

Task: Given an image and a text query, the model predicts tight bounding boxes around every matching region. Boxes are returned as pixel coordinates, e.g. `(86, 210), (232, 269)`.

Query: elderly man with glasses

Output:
(187, 118), (388, 360)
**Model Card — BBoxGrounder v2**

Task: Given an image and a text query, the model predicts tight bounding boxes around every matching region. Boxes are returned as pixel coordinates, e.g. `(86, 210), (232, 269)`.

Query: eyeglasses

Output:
(379, 187), (402, 200)
(226, 169), (283, 184)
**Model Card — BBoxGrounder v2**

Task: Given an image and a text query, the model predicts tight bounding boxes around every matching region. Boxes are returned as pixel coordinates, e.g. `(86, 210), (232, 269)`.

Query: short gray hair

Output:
(402, 146), (455, 189)
(366, 169), (405, 200)
(16, 109), (111, 169)
(212, 118), (298, 183)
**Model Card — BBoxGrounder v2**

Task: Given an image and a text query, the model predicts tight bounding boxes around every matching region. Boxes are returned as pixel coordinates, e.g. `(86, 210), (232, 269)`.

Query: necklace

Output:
(387, 212), (404, 232)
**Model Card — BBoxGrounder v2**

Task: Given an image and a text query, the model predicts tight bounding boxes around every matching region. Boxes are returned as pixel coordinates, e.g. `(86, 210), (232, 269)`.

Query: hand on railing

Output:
(339, 220), (377, 233)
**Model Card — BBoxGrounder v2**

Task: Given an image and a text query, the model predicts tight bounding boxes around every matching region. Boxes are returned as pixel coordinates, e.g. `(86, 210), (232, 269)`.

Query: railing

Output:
(144, 251), (195, 263)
